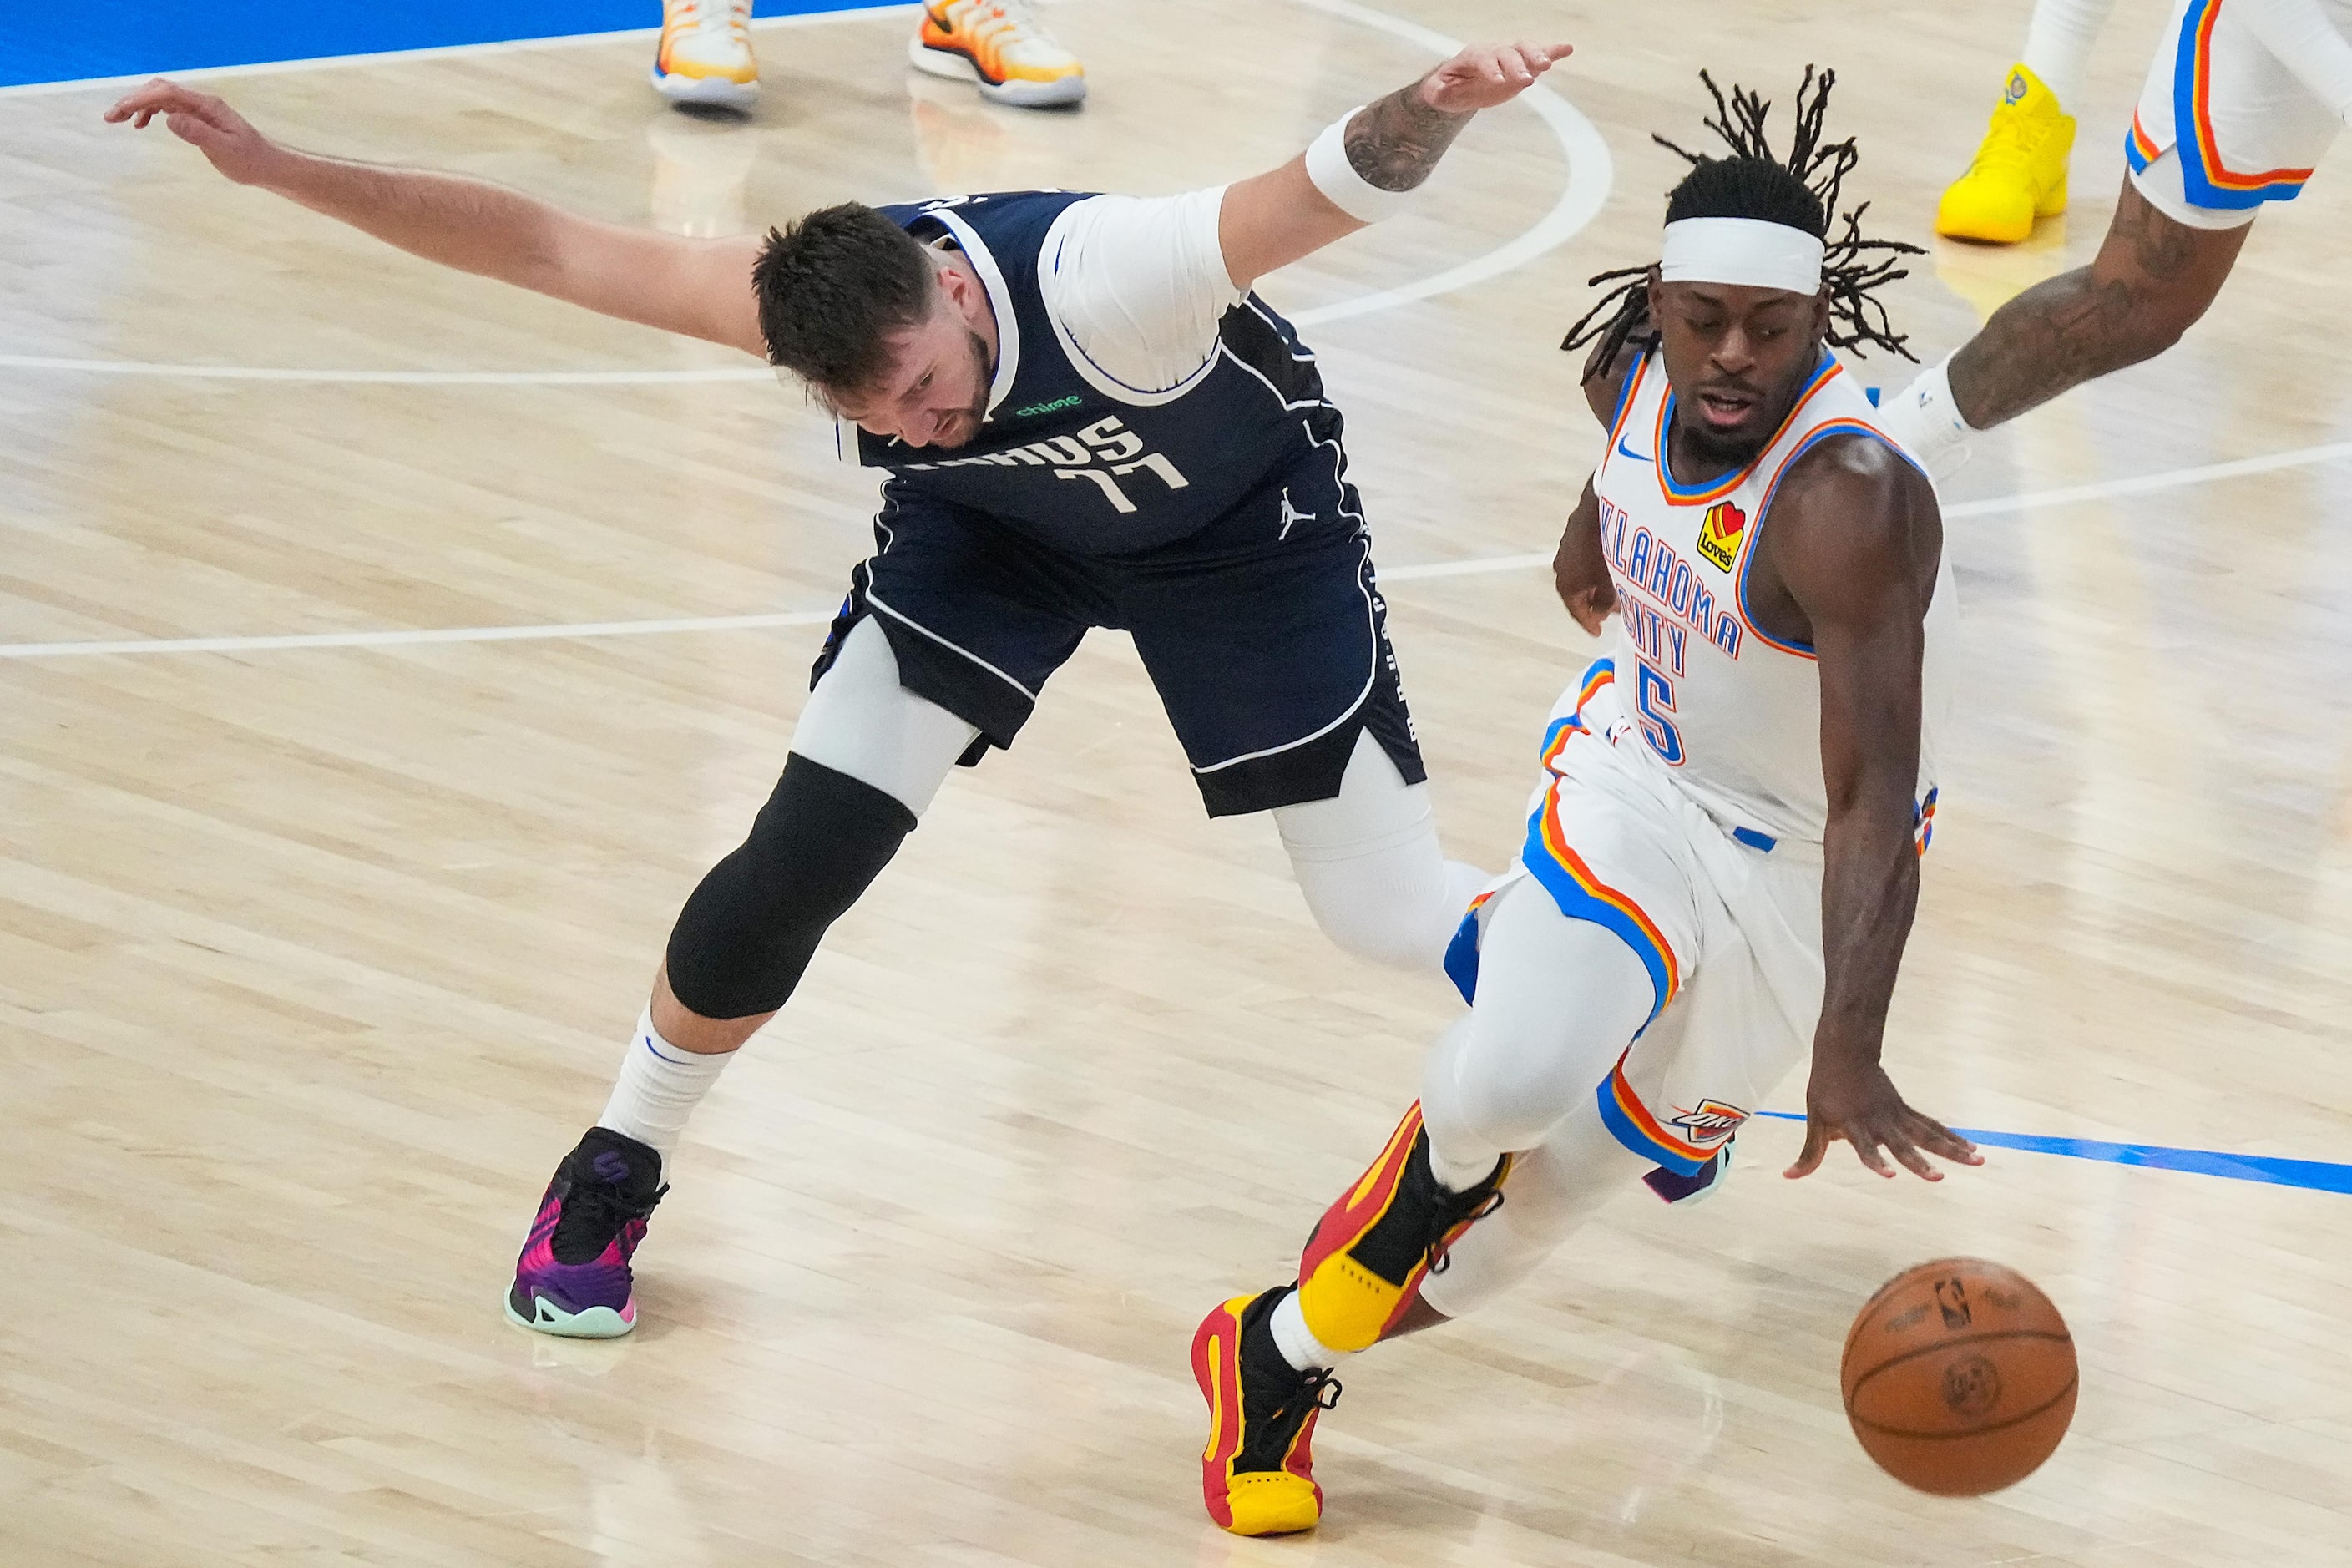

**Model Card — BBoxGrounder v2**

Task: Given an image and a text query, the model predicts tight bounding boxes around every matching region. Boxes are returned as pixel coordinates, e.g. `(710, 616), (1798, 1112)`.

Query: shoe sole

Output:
(650, 64), (760, 110)
(504, 1288), (637, 1339)
(908, 37), (1086, 107)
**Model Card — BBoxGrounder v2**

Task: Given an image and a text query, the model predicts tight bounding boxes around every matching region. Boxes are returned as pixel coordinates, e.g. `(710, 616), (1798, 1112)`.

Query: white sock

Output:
(1427, 1146), (1501, 1194)
(1271, 1287), (1349, 1373)
(1880, 352), (1977, 479)
(2019, 0), (2118, 108)
(595, 1007), (734, 1167)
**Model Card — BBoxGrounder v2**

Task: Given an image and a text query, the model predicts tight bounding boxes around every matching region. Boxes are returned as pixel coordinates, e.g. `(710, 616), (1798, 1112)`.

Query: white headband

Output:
(1657, 217), (1824, 295)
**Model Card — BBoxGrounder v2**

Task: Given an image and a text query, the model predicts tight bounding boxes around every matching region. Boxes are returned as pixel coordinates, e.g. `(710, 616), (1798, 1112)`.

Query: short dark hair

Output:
(752, 202), (937, 398)
(1663, 154), (1825, 237)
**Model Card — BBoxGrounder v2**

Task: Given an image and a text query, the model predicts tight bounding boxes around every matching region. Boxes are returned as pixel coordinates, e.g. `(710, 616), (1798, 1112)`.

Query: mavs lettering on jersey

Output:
(850, 191), (1353, 557)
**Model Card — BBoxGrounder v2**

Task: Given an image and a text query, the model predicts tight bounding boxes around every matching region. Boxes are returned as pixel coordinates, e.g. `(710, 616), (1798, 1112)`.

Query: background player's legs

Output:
(1935, 0), (2118, 243)
(2020, 0), (2119, 108)
(1271, 731), (1486, 973)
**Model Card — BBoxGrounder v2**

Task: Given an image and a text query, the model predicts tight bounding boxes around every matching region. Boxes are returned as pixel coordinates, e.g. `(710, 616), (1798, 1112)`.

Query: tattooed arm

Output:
(1216, 41), (1572, 288)
(1945, 175), (2250, 430)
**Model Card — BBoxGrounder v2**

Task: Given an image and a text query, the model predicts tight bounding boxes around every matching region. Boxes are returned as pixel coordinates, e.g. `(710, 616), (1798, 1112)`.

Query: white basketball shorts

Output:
(1444, 661), (1828, 1179)
(2126, 0), (2349, 226)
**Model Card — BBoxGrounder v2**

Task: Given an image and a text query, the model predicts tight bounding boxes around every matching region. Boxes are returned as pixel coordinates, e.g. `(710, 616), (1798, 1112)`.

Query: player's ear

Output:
(1644, 264), (1664, 323)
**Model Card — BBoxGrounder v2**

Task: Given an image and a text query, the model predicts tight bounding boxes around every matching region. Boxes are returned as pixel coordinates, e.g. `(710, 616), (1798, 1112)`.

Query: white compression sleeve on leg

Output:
(1273, 731), (1485, 972)
(1418, 878), (1657, 1172)
(791, 617), (980, 817)
(2020, 0), (2120, 106)
(598, 1007), (732, 1166)
(1416, 1098), (1653, 1320)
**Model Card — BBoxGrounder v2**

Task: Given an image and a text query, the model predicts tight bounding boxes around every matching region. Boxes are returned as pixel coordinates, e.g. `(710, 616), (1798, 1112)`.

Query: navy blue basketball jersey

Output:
(847, 190), (1355, 557)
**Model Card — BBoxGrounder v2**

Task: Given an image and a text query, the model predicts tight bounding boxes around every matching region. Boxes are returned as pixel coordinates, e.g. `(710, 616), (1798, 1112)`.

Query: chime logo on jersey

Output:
(1697, 500), (1747, 573)
(1667, 1099), (1748, 1146)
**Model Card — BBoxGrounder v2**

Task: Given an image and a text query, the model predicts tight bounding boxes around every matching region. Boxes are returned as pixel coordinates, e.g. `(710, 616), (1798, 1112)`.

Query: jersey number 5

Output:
(1636, 659), (1684, 766)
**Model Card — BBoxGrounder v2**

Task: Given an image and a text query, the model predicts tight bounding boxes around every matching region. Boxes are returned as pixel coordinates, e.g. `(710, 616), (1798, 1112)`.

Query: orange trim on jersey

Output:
(2127, 110), (2165, 168)
(1653, 355), (1843, 508)
(1735, 416), (1920, 662)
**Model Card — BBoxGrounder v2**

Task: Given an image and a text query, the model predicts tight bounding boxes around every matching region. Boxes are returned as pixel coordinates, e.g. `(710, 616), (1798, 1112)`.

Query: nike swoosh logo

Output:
(1615, 437), (1652, 463)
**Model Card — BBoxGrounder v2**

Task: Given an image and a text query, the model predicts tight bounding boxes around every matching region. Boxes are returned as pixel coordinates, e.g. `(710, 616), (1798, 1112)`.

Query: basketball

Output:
(1841, 1258), (2077, 1495)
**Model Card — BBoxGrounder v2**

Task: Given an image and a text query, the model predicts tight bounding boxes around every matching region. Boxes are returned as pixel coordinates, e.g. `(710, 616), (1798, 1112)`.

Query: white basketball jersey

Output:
(1586, 348), (1955, 847)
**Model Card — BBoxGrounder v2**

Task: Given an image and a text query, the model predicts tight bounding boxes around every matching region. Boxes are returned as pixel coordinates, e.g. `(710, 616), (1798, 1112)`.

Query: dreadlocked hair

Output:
(1560, 66), (1924, 382)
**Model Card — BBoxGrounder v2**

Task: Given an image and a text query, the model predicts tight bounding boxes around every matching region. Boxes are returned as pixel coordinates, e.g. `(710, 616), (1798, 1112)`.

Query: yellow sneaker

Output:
(911, 0), (1087, 109)
(653, 0), (759, 111)
(1935, 64), (2075, 245)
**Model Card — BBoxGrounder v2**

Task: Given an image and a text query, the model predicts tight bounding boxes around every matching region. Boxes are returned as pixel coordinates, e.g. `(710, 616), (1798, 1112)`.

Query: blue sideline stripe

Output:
(1752, 1111), (2352, 1195)
(3, 0), (896, 89)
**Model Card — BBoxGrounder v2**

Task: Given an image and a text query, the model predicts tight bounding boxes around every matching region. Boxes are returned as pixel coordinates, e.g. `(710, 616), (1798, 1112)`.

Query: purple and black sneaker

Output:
(505, 1127), (668, 1338)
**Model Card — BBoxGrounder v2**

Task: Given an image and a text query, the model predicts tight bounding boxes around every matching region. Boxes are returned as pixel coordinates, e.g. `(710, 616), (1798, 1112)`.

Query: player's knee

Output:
(662, 755), (916, 1019)
(1444, 1027), (1591, 1155)
(1302, 889), (1441, 971)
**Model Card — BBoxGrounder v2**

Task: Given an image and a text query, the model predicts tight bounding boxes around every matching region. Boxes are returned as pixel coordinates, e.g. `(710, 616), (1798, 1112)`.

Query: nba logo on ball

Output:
(1697, 501), (1746, 572)
(1841, 1258), (2078, 1495)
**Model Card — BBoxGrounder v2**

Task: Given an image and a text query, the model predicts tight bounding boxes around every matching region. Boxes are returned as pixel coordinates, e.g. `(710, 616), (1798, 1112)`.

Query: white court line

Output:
(0, 0), (1609, 382)
(5, 439), (2349, 661)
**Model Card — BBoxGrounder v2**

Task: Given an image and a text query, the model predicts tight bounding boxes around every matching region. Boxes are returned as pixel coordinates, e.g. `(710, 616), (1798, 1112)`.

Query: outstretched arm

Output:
(105, 80), (766, 357)
(1769, 441), (1982, 1183)
(1216, 42), (1572, 289)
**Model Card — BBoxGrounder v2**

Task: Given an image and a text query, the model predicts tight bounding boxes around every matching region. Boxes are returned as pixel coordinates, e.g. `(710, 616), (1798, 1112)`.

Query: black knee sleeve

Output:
(663, 756), (917, 1019)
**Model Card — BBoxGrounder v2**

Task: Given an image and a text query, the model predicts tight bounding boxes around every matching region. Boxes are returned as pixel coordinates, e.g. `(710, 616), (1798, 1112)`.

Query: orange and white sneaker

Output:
(1295, 1101), (1510, 1353)
(1193, 1288), (1339, 1536)
(910, 0), (1087, 109)
(654, 0), (759, 110)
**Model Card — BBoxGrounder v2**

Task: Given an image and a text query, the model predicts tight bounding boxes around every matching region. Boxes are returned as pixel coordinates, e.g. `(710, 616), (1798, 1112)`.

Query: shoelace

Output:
(550, 1176), (670, 1260)
(953, 0), (1058, 48)
(1425, 1186), (1505, 1277)
(1244, 1368), (1343, 1466)
(670, 0), (750, 39)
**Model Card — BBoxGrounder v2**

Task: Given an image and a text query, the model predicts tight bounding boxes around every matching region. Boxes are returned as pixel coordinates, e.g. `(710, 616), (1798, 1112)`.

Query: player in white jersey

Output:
(1889, 0), (2352, 467)
(1189, 71), (1982, 1538)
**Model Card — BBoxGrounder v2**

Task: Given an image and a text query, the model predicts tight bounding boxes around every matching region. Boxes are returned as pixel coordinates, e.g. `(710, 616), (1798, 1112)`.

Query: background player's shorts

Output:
(2126, 0), (2349, 225)
(812, 470), (1424, 818)
(1449, 665), (1826, 1176)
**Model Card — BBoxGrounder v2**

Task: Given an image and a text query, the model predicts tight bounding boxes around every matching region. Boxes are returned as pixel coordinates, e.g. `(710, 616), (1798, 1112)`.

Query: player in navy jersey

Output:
(109, 41), (1576, 1339)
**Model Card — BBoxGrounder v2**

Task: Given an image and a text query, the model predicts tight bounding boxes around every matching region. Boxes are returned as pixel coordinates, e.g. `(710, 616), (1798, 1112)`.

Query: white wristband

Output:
(1305, 107), (1415, 224)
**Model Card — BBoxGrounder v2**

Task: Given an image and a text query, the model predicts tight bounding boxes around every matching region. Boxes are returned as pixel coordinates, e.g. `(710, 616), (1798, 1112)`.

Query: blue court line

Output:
(2, 0), (895, 89)
(1751, 1111), (2352, 1196)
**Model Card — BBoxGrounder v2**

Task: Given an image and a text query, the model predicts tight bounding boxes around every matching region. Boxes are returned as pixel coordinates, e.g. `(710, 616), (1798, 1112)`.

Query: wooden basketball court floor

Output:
(5, 0), (2352, 1561)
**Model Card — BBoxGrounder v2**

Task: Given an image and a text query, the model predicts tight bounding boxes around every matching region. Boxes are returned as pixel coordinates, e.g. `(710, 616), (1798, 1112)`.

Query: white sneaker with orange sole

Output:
(910, 0), (1087, 109)
(654, 0), (760, 110)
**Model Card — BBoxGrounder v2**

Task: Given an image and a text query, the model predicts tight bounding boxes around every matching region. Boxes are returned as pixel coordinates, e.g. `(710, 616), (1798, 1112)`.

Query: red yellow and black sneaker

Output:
(1296, 1101), (1510, 1353)
(1193, 1287), (1340, 1536)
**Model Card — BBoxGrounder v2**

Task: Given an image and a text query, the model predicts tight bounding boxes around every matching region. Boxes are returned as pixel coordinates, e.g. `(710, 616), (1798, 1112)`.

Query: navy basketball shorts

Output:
(812, 482), (1426, 817)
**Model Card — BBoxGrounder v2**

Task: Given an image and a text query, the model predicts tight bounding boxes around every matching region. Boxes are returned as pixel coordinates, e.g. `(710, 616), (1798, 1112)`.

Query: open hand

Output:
(104, 80), (280, 186)
(1783, 1060), (1981, 1181)
(1419, 43), (1574, 115)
